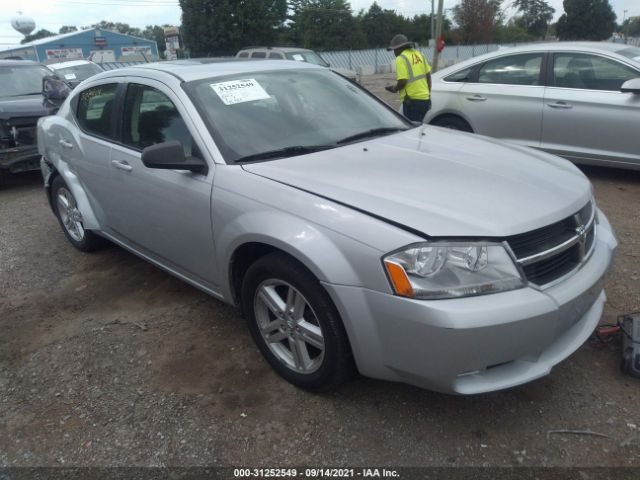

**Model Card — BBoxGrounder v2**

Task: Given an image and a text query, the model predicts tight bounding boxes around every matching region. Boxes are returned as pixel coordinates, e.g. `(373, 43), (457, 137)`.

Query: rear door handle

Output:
(547, 101), (573, 109)
(59, 139), (73, 149)
(111, 160), (133, 172)
(466, 95), (487, 102)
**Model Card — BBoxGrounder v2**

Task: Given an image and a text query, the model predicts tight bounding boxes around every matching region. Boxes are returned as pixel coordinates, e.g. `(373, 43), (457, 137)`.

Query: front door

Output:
(458, 52), (545, 148)
(107, 80), (217, 285)
(541, 52), (640, 167)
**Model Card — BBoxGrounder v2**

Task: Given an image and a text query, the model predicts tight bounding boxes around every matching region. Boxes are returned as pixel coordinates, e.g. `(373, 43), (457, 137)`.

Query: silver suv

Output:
(236, 46), (359, 82)
(38, 59), (616, 394)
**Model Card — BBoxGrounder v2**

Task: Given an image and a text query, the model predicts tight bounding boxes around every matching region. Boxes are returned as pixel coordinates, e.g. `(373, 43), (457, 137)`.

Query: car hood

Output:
(242, 127), (592, 238)
(0, 95), (50, 120)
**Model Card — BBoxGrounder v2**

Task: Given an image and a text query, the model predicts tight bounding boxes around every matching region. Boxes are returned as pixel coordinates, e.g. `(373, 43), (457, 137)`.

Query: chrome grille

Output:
(507, 202), (596, 287)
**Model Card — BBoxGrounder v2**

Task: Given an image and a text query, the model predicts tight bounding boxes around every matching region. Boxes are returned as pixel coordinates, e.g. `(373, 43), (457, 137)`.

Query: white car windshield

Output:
(0, 65), (51, 97)
(186, 69), (411, 163)
(53, 63), (103, 82)
(285, 51), (329, 67)
(617, 47), (640, 64)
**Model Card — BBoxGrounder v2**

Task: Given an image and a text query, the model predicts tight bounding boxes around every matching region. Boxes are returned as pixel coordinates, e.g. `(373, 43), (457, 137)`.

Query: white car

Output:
(425, 42), (640, 170)
(47, 60), (104, 88)
(38, 59), (617, 394)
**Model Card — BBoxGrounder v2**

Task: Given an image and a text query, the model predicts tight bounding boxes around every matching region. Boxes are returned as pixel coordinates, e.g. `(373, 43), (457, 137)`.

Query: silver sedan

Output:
(38, 60), (616, 394)
(425, 42), (640, 170)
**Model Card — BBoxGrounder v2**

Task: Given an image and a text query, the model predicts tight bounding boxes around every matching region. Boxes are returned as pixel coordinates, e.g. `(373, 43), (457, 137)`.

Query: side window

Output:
(478, 53), (543, 86)
(268, 52), (284, 59)
(237, 52), (249, 58)
(122, 84), (194, 156)
(76, 83), (118, 138)
(444, 65), (475, 82)
(553, 53), (639, 91)
(251, 52), (266, 58)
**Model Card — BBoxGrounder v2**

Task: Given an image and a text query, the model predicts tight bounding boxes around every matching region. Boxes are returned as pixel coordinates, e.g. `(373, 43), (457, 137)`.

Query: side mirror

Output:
(42, 75), (71, 109)
(141, 140), (206, 174)
(621, 78), (640, 94)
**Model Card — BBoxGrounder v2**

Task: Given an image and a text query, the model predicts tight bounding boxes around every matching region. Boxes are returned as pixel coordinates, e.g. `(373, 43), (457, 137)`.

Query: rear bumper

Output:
(0, 145), (40, 173)
(324, 210), (617, 394)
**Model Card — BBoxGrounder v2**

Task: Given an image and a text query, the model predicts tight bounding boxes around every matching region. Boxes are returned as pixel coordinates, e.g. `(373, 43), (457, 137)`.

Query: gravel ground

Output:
(1, 75), (640, 468)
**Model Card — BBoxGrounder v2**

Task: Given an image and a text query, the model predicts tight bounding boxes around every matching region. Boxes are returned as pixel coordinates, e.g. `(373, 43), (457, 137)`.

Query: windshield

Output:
(185, 69), (411, 164)
(617, 47), (640, 65)
(0, 65), (51, 97)
(53, 63), (103, 83)
(285, 51), (329, 67)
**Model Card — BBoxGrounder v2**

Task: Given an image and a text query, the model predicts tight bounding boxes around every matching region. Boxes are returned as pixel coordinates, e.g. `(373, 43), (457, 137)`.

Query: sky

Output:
(1, 0), (638, 52)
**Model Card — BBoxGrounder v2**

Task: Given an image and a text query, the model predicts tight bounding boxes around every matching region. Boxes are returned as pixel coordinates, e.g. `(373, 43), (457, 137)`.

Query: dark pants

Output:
(402, 98), (431, 122)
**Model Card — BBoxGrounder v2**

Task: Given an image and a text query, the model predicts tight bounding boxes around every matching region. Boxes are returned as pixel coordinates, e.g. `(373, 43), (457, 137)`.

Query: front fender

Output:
(216, 209), (367, 302)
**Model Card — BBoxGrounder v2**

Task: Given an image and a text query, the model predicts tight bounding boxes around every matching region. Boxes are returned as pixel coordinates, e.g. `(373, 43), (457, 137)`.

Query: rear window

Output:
(76, 84), (118, 139)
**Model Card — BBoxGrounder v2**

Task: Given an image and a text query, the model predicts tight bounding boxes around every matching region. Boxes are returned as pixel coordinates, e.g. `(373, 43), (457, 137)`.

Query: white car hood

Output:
(242, 127), (592, 237)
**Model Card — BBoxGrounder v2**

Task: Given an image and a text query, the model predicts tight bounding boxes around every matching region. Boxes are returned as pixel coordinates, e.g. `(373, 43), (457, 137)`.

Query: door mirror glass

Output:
(621, 78), (640, 94)
(141, 140), (206, 173)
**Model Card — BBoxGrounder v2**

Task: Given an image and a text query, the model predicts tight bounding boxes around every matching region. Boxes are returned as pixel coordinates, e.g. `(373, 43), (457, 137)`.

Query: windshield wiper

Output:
(5, 92), (42, 97)
(336, 127), (409, 145)
(236, 145), (336, 163)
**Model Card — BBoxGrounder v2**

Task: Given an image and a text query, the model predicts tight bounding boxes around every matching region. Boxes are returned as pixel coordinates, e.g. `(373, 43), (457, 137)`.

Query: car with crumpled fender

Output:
(38, 59), (617, 394)
(0, 60), (55, 180)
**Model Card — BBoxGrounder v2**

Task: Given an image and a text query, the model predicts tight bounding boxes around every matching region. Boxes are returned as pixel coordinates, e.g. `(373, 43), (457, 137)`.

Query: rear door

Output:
(458, 51), (545, 147)
(66, 81), (123, 227)
(541, 52), (640, 166)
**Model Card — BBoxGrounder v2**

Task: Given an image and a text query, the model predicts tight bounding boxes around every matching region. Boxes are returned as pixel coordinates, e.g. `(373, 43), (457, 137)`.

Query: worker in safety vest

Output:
(384, 34), (432, 122)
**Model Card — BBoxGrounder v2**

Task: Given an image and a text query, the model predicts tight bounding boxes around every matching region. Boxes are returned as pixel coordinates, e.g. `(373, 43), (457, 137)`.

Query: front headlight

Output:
(383, 242), (526, 299)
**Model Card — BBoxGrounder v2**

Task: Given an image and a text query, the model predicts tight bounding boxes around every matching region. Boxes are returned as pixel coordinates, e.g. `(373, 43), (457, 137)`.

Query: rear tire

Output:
(431, 115), (473, 132)
(241, 252), (355, 391)
(51, 176), (106, 252)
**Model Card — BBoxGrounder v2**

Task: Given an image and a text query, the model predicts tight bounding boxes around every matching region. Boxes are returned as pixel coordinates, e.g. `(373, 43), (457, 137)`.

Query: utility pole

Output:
(430, 0), (435, 43)
(431, 0), (445, 72)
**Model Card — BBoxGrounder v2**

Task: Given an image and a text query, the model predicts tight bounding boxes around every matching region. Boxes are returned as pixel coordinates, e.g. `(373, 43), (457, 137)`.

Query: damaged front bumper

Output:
(0, 144), (41, 173)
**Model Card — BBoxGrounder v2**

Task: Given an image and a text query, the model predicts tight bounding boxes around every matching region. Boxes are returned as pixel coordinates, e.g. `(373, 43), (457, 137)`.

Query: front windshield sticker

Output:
(292, 54), (305, 62)
(210, 78), (271, 105)
(64, 73), (77, 80)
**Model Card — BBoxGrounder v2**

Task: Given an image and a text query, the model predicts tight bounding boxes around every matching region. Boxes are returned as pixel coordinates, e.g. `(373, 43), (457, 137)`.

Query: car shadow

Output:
(0, 170), (42, 192)
(579, 164), (640, 183)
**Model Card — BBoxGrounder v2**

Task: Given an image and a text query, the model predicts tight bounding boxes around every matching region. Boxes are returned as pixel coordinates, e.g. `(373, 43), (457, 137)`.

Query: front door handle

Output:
(59, 139), (73, 149)
(111, 160), (133, 172)
(547, 101), (573, 109)
(466, 95), (487, 102)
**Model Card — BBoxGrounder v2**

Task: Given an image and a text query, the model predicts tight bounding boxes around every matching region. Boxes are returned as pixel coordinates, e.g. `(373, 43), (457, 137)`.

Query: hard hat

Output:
(387, 34), (413, 51)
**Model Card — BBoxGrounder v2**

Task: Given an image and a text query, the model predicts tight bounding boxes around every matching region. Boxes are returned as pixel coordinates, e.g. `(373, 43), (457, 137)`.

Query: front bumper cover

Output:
(324, 209), (618, 394)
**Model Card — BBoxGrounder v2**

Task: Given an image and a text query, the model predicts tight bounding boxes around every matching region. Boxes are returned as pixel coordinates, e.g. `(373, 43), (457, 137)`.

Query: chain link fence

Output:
(319, 43), (524, 74)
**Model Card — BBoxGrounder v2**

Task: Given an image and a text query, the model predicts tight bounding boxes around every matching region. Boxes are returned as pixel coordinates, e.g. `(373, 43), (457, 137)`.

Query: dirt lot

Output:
(1, 76), (640, 469)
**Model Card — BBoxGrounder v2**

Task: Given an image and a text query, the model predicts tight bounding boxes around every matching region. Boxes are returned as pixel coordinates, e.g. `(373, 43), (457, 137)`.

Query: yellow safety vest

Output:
(396, 49), (431, 101)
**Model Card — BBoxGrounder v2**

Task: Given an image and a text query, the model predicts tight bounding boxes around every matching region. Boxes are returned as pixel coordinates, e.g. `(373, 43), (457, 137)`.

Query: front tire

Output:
(241, 253), (355, 391)
(51, 176), (106, 252)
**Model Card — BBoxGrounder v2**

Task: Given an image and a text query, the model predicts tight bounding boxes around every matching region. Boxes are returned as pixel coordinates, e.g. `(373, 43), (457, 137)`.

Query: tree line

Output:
(21, 0), (620, 58)
(181, 0), (619, 56)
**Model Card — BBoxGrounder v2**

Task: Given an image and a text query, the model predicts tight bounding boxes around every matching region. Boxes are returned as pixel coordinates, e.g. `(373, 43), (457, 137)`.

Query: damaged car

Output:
(38, 60), (617, 394)
(0, 60), (56, 178)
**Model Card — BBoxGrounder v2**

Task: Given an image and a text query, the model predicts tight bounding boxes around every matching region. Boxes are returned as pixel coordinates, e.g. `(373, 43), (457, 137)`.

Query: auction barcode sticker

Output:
(210, 79), (271, 105)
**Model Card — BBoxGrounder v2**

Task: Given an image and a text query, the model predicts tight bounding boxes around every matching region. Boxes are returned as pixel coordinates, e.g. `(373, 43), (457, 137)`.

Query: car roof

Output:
(90, 58), (323, 83)
(47, 60), (97, 70)
(238, 46), (314, 53)
(0, 59), (41, 67)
